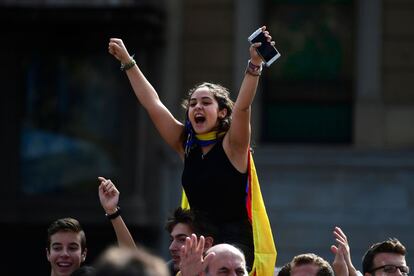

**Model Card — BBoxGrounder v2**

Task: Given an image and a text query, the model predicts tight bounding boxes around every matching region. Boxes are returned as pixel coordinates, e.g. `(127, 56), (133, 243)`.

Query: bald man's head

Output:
(204, 244), (248, 276)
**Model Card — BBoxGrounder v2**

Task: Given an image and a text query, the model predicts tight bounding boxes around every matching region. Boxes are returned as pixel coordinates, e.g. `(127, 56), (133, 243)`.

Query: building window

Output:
(6, 6), (165, 196)
(21, 52), (126, 195)
(263, 0), (354, 143)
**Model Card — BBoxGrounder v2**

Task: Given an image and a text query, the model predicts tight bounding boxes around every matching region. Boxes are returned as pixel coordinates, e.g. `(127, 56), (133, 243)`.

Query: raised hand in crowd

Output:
(179, 234), (215, 276)
(330, 226), (358, 276)
(98, 176), (136, 249)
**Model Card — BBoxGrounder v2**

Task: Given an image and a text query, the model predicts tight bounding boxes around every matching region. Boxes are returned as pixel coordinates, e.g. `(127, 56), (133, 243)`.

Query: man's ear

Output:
(46, 248), (51, 261)
(81, 248), (87, 262)
(204, 236), (214, 250)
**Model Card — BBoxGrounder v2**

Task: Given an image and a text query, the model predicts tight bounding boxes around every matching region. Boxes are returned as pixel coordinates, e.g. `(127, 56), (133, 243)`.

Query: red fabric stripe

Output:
(246, 151), (253, 223)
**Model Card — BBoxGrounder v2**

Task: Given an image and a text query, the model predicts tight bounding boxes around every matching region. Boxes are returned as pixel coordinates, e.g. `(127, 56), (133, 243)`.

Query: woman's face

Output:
(188, 87), (227, 134)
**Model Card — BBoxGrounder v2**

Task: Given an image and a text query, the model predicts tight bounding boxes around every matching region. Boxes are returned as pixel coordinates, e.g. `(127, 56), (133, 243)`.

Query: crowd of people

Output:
(45, 26), (409, 276)
(46, 184), (410, 276)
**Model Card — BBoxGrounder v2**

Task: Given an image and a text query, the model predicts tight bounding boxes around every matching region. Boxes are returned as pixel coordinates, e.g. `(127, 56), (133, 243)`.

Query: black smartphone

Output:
(248, 28), (281, 67)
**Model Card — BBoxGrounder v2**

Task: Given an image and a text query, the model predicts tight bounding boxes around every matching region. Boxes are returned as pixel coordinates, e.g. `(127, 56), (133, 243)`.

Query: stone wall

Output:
(383, 0), (414, 147)
(255, 146), (414, 268)
(181, 0), (234, 93)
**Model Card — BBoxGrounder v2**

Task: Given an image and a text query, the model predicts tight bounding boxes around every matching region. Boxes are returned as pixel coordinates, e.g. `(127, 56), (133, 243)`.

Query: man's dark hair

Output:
(362, 238), (406, 274)
(165, 207), (195, 234)
(165, 207), (217, 239)
(291, 253), (334, 276)
(277, 262), (291, 276)
(47, 217), (86, 253)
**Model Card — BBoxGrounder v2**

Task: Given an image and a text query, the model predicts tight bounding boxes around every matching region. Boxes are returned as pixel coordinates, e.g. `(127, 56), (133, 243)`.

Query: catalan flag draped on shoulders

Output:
(181, 131), (277, 276)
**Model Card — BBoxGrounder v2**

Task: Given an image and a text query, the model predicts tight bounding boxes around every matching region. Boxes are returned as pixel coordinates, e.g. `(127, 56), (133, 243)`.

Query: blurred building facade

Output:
(0, 0), (413, 274)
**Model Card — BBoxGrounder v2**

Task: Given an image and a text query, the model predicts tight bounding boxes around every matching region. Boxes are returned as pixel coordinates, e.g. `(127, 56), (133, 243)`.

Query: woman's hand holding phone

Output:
(248, 26), (280, 67)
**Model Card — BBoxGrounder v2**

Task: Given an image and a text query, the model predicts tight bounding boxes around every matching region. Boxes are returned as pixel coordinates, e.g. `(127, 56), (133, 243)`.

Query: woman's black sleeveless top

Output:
(181, 141), (254, 268)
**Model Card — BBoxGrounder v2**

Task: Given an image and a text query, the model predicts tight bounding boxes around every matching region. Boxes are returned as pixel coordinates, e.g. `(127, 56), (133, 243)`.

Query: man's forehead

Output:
(51, 231), (81, 242)
(210, 253), (245, 269)
(171, 223), (192, 236)
(291, 263), (319, 276)
(374, 252), (406, 265)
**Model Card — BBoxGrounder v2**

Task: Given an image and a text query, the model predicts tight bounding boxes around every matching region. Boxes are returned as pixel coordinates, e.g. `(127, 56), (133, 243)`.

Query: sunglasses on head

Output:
(370, 265), (410, 275)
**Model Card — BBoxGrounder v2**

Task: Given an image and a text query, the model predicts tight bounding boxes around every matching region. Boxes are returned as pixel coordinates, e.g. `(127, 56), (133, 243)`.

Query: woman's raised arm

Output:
(108, 38), (184, 155)
(224, 26), (275, 171)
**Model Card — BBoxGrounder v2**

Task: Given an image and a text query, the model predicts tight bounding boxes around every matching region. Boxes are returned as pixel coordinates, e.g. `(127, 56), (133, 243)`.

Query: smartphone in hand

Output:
(248, 27), (281, 67)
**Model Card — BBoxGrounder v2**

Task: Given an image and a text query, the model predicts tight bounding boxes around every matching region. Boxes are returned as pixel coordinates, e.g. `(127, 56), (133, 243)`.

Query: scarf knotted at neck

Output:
(195, 131), (225, 146)
(184, 117), (226, 155)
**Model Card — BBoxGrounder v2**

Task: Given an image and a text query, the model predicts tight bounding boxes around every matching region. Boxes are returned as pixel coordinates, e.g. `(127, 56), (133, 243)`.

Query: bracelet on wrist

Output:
(245, 59), (262, 76)
(120, 55), (136, 71)
(105, 206), (121, 220)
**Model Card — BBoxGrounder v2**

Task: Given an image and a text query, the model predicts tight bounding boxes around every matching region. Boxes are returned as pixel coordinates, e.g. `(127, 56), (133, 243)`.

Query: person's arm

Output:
(108, 38), (184, 155)
(224, 26), (275, 171)
(98, 176), (136, 249)
(331, 226), (358, 276)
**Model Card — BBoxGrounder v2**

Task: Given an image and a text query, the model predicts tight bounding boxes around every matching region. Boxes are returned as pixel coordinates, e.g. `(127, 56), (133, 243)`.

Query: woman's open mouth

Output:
(194, 114), (206, 124)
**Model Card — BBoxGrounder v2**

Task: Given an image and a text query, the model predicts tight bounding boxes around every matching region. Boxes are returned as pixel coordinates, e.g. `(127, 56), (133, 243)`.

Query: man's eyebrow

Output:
(174, 233), (189, 239)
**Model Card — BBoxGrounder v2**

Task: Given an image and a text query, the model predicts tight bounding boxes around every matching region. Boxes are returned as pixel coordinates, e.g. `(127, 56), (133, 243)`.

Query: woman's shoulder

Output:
(222, 134), (249, 173)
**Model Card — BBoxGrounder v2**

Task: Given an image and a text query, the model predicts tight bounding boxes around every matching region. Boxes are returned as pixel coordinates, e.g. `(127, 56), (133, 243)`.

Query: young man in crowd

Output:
(289, 253), (334, 276)
(362, 238), (409, 276)
(165, 207), (216, 275)
(46, 177), (136, 276)
(330, 226), (409, 276)
(46, 217), (87, 276)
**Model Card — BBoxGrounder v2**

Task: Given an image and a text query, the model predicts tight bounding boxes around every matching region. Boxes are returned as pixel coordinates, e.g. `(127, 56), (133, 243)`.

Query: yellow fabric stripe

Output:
(181, 189), (190, 210)
(248, 153), (277, 276)
(195, 131), (218, 141)
(195, 131), (225, 141)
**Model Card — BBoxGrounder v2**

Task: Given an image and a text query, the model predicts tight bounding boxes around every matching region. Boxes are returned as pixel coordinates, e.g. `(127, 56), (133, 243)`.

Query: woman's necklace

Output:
(195, 131), (225, 159)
